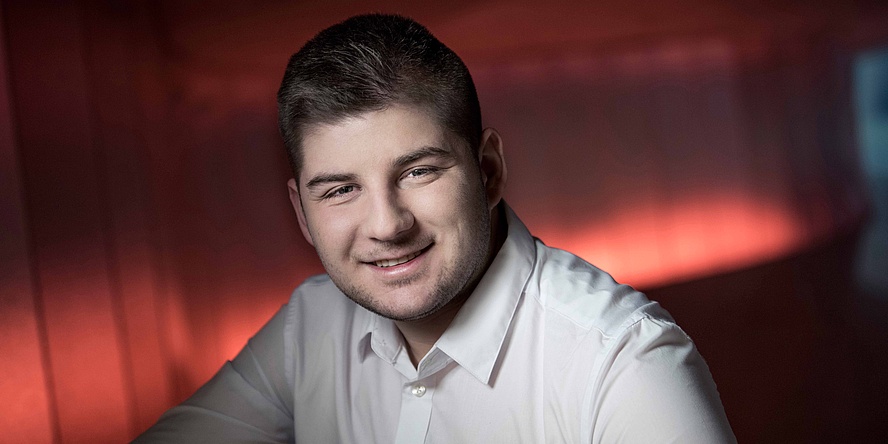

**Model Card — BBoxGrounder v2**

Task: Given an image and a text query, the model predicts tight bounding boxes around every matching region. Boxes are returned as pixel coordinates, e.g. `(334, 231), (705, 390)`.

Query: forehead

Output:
(298, 104), (463, 184)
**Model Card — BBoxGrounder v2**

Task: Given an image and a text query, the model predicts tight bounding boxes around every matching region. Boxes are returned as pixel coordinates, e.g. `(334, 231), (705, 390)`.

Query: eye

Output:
(404, 167), (440, 180)
(408, 168), (432, 177)
(323, 185), (356, 200)
(399, 166), (444, 189)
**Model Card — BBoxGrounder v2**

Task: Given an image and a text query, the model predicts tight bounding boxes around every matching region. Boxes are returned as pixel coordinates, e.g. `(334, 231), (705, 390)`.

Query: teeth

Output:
(374, 251), (420, 268)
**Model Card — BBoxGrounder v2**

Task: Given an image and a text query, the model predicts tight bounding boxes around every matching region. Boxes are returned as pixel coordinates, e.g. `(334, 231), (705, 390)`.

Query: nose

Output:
(364, 189), (414, 241)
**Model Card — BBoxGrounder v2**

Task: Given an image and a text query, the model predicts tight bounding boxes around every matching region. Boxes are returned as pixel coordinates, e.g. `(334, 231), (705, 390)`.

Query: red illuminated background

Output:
(2, 1), (887, 442)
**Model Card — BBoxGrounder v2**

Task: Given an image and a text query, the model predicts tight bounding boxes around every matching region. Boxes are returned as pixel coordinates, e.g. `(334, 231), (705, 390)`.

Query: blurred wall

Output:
(1, 2), (321, 441)
(1, 1), (885, 442)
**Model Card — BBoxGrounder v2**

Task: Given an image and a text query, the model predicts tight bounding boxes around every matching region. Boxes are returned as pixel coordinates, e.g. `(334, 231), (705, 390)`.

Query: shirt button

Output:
(411, 384), (426, 397)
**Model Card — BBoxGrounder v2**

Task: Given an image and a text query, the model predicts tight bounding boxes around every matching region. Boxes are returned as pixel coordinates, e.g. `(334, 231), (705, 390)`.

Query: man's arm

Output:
(589, 316), (736, 443)
(133, 306), (294, 444)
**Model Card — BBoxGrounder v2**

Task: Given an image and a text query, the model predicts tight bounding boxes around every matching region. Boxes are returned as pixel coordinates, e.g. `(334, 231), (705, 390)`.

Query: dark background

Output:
(1, 1), (887, 442)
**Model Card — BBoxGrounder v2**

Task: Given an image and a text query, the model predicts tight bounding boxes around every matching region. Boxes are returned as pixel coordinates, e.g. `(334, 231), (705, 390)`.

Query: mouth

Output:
(371, 245), (430, 268)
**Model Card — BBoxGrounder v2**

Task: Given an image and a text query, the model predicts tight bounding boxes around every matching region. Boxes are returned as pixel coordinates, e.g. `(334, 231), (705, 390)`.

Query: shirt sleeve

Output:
(590, 316), (736, 444)
(132, 305), (294, 444)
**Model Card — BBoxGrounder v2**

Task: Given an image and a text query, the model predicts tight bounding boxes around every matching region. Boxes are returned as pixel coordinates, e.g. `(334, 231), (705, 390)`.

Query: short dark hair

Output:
(277, 14), (482, 179)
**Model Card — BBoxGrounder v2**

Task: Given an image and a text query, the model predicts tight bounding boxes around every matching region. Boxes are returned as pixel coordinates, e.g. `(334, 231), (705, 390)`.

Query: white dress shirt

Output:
(135, 205), (736, 443)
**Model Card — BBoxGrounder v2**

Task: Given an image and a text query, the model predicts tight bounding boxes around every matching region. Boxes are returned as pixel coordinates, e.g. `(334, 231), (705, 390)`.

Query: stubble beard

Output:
(325, 193), (492, 322)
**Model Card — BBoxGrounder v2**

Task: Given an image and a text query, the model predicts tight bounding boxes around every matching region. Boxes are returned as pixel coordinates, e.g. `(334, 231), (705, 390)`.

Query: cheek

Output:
(310, 209), (358, 252)
(412, 185), (469, 225)
(425, 178), (486, 232)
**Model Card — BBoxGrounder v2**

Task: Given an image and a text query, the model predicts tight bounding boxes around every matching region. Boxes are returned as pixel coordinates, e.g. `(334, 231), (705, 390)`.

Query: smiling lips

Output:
(374, 250), (422, 268)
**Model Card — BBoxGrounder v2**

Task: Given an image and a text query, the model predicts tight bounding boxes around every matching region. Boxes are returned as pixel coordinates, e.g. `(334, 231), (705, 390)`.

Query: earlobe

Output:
(287, 178), (315, 247)
(478, 128), (507, 210)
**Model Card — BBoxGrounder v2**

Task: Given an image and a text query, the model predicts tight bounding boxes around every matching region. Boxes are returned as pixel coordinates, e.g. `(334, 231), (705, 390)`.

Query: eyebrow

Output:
(305, 173), (357, 190)
(392, 146), (454, 168)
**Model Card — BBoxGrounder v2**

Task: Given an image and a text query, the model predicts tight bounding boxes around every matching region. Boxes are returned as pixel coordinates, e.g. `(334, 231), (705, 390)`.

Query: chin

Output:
(328, 258), (480, 322)
(338, 283), (453, 321)
(359, 295), (450, 322)
(384, 303), (447, 322)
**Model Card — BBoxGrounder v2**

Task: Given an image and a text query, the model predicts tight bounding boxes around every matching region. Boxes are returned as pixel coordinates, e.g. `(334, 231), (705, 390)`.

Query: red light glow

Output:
(528, 190), (804, 288)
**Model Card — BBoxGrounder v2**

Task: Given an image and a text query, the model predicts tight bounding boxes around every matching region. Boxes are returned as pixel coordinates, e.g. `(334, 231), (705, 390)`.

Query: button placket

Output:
(394, 378), (436, 444)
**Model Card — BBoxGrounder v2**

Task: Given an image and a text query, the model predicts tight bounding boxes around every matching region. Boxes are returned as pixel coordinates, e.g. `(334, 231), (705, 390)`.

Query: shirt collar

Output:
(362, 203), (537, 384)
(435, 203), (536, 385)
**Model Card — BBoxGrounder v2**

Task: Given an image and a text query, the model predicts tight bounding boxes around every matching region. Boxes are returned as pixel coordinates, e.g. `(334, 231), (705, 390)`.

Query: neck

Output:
(395, 203), (508, 367)
(394, 295), (467, 366)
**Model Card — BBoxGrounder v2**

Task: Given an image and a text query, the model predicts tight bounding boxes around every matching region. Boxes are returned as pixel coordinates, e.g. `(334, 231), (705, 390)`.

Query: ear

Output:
(287, 178), (315, 246)
(477, 128), (507, 211)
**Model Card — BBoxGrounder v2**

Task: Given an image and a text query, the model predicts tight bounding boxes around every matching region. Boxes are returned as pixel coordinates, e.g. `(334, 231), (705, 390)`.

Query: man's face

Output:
(289, 104), (501, 321)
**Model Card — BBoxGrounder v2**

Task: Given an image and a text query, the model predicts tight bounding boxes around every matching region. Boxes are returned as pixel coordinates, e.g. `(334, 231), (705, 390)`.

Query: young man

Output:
(136, 14), (735, 443)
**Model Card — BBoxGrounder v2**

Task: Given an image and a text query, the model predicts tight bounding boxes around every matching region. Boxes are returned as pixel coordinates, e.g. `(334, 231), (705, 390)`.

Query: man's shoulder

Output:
(528, 240), (675, 338)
